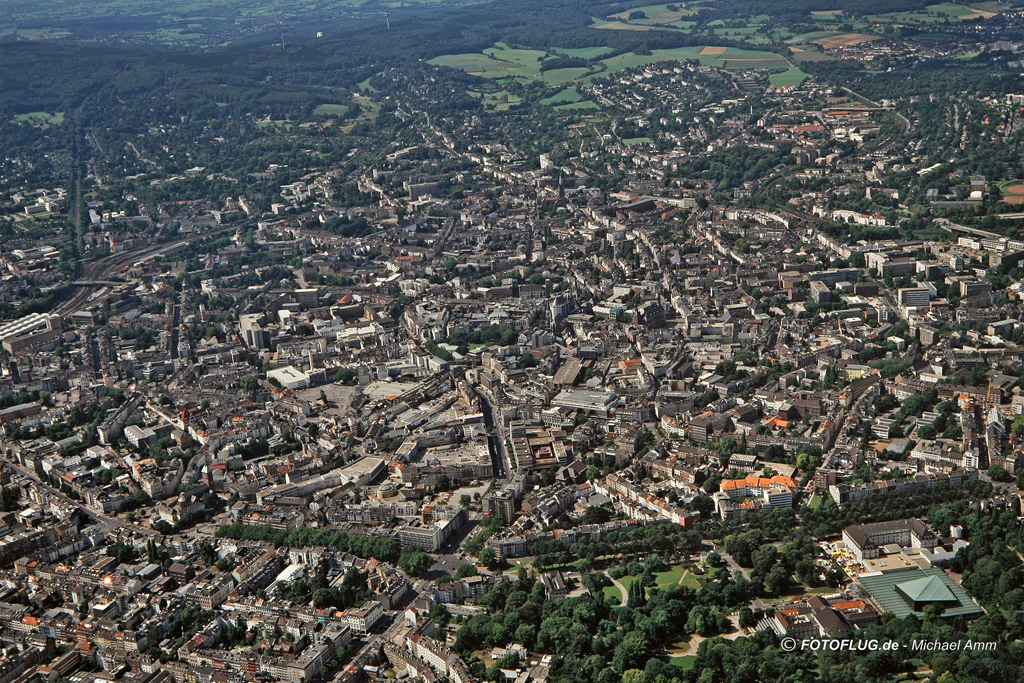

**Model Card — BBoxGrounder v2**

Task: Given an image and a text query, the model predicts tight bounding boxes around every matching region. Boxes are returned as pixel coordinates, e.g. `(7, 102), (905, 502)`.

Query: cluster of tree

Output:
(0, 389), (43, 410)
(534, 523), (702, 571)
(398, 547), (434, 577)
(672, 144), (793, 191)
(539, 56), (589, 72)
(276, 567), (375, 609)
(215, 523), (402, 562)
(321, 216), (371, 238)
(458, 558), (756, 683)
(724, 530), (840, 596)
(449, 324), (520, 349)
(106, 540), (139, 564)
(0, 486), (21, 513)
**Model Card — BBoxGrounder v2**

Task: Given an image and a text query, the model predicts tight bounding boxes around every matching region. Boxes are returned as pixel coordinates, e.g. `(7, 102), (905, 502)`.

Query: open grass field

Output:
(654, 564), (687, 588)
(790, 47), (836, 62)
(313, 104), (349, 117)
(608, 3), (699, 22)
(480, 91), (522, 110)
(618, 574), (640, 592)
(864, 3), (1004, 26)
(13, 111), (65, 127)
(430, 43), (546, 80)
(357, 76), (379, 93)
(668, 656), (698, 671)
(602, 584), (623, 602)
(680, 573), (702, 590)
(592, 18), (658, 31)
(434, 41), (790, 91)
(712, 26), (762, 38)
(770, 68), (809, 86)
(430, 53), (507, 73)
(623, 136), (653, 145)
(541, 87), (583, 105)
(551, 46), (615, 59)
(807, 493), (823, 509)
(927, 2), (998, 18)
(340, 95), (380, 131)
(543, 67), (592, 86)
(485, 43), (546, 67)
(555, 101), (601, 111)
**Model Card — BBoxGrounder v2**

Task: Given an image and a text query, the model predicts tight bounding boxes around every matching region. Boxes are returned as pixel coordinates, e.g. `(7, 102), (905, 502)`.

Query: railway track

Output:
(55, 227), (233, 316)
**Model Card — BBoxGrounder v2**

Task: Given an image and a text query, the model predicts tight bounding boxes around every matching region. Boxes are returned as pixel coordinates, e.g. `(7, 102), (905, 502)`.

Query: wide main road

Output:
(476, 386), (512, 481)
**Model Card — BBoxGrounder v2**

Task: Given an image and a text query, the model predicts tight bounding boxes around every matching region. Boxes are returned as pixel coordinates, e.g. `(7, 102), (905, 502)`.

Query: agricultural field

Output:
(594, 4), (764, 34)
(432, 41), (790, 93)
(607, 3), (701, 23)
(786, 30), (841, 45)
(140, 28), (204, 44)
(0, 27), (73, 40)
(3, 0), (469, 45)
(788, 46), (835, 63)
(863, 2), (1005, 26)
(598, 45), (789, 75)
(815, 33), (881, 49)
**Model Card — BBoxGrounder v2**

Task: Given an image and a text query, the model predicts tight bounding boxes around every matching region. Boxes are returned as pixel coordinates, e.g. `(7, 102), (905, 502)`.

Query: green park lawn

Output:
(654, 564), (687, 589)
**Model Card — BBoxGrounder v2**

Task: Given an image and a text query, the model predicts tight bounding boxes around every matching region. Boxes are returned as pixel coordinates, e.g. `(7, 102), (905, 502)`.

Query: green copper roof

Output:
(857, 567), (983, 620)
(895, 575), (957, 603)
